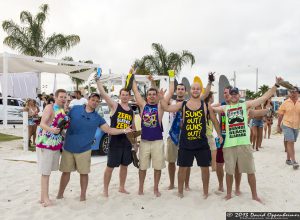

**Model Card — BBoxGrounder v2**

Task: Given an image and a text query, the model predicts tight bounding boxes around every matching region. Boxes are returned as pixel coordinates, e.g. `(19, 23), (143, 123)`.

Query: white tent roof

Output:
(1, 52), (101, 127)
(0, 53), (99, 80)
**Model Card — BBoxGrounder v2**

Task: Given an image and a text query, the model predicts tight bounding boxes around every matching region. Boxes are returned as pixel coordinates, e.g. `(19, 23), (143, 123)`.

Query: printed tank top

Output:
(109, 104), (133, 148)
(179, 100), (209, 150)
(141, 104), (163, 141)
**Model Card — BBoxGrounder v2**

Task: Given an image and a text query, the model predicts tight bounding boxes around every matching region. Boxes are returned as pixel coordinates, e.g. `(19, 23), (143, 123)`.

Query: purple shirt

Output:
(141, 104), (163, 141)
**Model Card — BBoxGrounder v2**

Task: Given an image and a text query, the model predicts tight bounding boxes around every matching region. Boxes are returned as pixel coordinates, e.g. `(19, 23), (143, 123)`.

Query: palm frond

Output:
(20, 11), (33, 26)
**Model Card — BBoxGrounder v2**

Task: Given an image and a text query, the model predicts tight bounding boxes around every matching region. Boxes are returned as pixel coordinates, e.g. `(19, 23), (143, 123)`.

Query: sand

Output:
(0, 126), (299, 220)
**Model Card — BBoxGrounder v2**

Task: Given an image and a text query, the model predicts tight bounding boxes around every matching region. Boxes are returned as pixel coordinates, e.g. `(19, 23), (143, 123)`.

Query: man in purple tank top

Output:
(131, 68), (174, 197)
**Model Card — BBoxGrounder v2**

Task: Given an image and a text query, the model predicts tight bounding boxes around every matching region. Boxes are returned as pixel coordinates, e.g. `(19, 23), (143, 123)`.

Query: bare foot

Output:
(168, 185), (175, 190)
(224, 194), (232, 200)
(203, 194), (208, 199)
(56, 195), (64, 199)
(218, 187), (224, 192)
(235, 190), (241, 196)
(42, 198), (52, 207)
(119, 188), (130, 194)
(185, 186), (191, 191)
(80, 195), (86, 201)
(256, 148), (259, 151)
(102, 191), (109, 197)
(177, 192), (184, 198)
(154, 190), (161, 197)
(138, 190), (144, 195)
(252, 196), (264, 204)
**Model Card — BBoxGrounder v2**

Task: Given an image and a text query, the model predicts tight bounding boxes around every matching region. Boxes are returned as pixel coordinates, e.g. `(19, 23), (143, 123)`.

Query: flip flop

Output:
(131, 149), (140, 169)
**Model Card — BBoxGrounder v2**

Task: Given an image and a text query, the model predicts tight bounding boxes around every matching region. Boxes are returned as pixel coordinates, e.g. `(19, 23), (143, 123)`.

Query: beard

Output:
(191, 93), (200, 99)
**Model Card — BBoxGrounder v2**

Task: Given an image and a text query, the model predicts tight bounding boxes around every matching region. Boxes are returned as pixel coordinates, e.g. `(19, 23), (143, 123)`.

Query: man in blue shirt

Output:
(57, 93), (132, 201)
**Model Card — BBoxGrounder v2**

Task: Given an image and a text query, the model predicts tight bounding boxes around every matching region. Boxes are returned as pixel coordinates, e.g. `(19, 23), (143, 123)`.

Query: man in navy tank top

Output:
(160, 83), (223, 199)
(97, 80), (136, 197)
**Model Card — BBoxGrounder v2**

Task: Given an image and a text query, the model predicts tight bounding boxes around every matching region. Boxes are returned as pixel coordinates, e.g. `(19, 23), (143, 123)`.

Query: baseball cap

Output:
(229, 87), (239, 95)
(88, 93), (100, 99)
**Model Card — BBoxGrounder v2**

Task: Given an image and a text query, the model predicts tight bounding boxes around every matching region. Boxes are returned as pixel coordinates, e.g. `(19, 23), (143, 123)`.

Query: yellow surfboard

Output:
(193, 76), (205, 94)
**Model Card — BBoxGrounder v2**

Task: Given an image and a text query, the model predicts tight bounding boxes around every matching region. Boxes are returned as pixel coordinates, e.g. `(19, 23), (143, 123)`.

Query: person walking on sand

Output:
(56, 93), (132, 201)
(212, 77), (284, 203)
(35, 89), (69, 207)
(277, 87), (300, 169)
(96, 79), (136, 197)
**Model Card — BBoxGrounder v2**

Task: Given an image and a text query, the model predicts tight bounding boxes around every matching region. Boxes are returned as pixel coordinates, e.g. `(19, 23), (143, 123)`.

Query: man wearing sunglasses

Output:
(277, 87), (300, 169)
(57, 93), (132, 201)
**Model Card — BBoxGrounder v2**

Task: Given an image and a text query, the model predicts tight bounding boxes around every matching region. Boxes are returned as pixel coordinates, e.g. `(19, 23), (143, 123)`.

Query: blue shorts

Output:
(282, 125), (299, 142)
(252, 119), (264, 128)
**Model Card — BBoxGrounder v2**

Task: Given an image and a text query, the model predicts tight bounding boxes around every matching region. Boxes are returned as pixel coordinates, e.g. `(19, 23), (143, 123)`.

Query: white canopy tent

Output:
(0, 52), (100, 127)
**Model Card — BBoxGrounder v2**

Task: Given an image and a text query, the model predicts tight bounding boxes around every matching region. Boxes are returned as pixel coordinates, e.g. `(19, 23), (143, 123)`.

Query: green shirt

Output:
(224, 102), (250, 148)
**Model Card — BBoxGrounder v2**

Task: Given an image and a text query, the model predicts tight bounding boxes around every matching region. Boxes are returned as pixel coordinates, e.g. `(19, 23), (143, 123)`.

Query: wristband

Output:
(275, 83), (280, 88)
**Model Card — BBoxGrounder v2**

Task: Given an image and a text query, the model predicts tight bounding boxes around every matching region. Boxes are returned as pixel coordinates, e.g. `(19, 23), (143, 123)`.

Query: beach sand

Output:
(0, 128), (299, 220)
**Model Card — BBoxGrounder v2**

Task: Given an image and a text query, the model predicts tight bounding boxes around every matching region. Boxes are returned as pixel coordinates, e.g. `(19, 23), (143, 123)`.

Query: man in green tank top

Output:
(213, 77), (284, 203)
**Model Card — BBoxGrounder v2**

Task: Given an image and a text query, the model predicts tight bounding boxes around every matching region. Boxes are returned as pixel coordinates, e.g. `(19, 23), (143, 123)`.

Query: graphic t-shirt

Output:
(224, 102), (250, 148)
(109, 104), (133, 148)
(141, 104), (163, 141)
(179, 101), (209, 150)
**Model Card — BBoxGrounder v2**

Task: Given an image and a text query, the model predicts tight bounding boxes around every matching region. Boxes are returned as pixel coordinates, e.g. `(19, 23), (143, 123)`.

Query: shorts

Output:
(165, 137), (178, 163)
(139, 139), (165, 170)
(177, 148), (211, 167)
(223, 145), (255, 175)
(59, 149), (91, 174)
(36, 147), (60, 175)
(207, 135), (217, 151)
(252, 119), (264, 128)
(216, 134), (226, 163)
(107, 146), (132, 168)
(282, 125), (299, 142)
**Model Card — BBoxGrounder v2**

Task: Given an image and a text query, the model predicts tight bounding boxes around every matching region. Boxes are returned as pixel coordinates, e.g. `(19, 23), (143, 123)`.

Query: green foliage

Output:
(2, 4), (80, 57)
(0, 133), (22, 142)
(133, 43), (195, 76)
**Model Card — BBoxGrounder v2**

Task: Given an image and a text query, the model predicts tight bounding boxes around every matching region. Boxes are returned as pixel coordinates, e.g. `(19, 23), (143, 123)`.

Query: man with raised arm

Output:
(212, 77), (283, 203)
(131, 68), (174, 197)
(166, 74), (214, 190)
(159, 82), (223, 199)
(96, 79), (136, 197)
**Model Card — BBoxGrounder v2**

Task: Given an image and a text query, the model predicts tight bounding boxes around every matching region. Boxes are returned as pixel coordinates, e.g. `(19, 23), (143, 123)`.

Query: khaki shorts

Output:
(207, 135), (217, 151)
(139, 139), (165, 170)
(165, 137), (178, 163)
(36, 147), (60, 175)
(59, 149), (92, 174)
(223, 145), (255, 175)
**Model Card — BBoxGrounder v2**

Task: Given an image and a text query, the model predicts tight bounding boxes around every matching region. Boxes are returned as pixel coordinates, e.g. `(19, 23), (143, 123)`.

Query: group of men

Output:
(35, 69), (298, 207)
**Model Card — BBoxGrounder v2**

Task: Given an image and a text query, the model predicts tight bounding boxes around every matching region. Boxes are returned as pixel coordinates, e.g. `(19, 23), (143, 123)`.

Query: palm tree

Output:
(258, 84), (269, 96)
(2, 4), (80, 57)
(245, 89), (255, 100)
(2, 4), (80, 93)
(134, 43), (195, 76)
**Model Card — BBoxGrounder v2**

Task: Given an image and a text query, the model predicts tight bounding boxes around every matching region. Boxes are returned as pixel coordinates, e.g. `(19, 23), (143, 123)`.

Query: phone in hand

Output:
(57, 119), (67, 133)
(97, 68), (102, 78)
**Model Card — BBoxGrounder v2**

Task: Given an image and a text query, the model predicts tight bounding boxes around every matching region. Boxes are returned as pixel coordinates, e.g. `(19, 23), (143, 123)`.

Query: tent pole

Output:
(3, 52), (8, 128)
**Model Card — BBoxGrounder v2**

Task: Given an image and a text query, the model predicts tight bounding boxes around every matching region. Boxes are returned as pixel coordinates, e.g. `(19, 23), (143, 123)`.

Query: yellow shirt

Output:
(278, 98), (300, 129)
